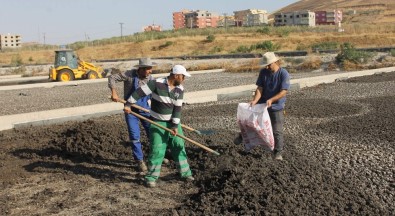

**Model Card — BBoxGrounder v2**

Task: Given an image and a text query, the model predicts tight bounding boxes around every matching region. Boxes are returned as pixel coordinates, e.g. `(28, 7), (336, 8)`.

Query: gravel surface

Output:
(1, 70), (356, 116)
(0, 71), (394, 215)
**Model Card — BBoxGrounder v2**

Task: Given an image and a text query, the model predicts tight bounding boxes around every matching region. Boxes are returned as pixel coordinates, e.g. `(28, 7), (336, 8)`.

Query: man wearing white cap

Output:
(124, 65), (194, 187)
(236, 52), (290, 160)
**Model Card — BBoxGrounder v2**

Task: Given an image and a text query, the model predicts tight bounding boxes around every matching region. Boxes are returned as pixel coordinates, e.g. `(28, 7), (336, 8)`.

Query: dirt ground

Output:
(0, 72), (394, 215)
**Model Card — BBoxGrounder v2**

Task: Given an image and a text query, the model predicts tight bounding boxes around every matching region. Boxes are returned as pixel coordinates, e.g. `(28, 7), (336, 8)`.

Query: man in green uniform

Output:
(124, 65), (194, 187)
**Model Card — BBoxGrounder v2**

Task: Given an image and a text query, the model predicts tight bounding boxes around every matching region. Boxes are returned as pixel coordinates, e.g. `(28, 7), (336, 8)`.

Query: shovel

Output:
(113, 98), (215, 135)
(127, 110), (220, 156)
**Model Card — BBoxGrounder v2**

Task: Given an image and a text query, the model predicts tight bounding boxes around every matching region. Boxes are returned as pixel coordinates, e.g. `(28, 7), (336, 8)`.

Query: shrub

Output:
(311, 41), (339, 51)
(158, 41), (174, 50)
(298, 57), (322, 71)
(253, 41), (280, 52)
(235, 45), (251, 53)
(209, 46), (223, 53)
(206, 35), (215, 43)
(326, 62), (338, 71)
(390, 49), (395, 57)
(336, 43), (373, 64)
(342, 60), (363, 71)
(257, 27), (271, 34)
(276, 27), (291, 37)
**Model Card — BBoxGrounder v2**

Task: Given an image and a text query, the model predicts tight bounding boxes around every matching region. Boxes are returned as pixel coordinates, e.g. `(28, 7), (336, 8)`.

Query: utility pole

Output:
(38, 26), (40, 43)
(43, 33), (46, 45)
(119, 22), (124, 39)
(223, 13), (227, 30)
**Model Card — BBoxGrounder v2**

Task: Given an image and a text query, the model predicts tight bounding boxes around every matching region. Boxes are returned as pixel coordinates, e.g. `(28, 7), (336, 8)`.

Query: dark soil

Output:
(0, 72), (394, 215)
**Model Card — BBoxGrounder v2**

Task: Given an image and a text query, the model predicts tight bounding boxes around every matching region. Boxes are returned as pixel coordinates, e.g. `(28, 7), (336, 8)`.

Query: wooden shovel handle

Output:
(128, 110), (220, 156)
(116, 98), (200, 134)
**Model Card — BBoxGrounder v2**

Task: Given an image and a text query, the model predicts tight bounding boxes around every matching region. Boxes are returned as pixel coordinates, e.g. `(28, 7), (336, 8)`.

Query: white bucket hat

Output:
(259, 52), (280, 67)
(171, 65), (191, 77)
(134, 58), (157, 68)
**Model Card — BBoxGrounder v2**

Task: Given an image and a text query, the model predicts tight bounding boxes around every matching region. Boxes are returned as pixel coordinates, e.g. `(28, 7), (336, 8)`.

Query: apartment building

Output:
(0, 33), (22, 49)
(143, 24), (161, 32)
(173, 10), (189, 29)
(173, 10), (219, 29)
(274, 10), (316, 27)
(184, 10), (219, 29)
(217, 15), (236, 28)
(315, 10), (343, 25)
(234, 9), (268, 27)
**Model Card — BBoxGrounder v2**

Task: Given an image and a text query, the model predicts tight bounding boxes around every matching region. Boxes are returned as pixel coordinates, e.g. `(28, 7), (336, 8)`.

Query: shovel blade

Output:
(195, 129), (215, 135)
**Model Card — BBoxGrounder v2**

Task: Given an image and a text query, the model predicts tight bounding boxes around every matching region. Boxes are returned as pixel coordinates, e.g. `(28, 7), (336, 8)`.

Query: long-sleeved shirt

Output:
(108, 69), (151, 99)
(108, 69), (152, 113)
(127, 77), (184, 128)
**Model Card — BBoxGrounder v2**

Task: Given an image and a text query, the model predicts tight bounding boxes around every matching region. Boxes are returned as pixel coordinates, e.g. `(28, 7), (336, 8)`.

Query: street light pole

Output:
(119, 22), (124, 39)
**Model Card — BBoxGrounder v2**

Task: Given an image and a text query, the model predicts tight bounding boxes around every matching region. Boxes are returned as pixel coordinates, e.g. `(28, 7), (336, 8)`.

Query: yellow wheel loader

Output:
(49, 50), (105, 82)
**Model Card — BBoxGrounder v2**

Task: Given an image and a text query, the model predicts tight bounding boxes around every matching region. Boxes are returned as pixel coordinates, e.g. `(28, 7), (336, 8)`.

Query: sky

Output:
(0, 0), (298, 45)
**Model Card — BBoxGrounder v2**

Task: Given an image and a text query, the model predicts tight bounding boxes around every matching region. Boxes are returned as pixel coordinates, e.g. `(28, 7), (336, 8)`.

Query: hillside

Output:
(277, 0), (395, 24)
(1, 0), (395, 67)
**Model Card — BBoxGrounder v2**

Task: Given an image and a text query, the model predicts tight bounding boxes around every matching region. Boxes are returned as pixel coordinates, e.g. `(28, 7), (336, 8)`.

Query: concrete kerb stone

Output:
(0, 69), (225, 91)
(0, 75), (22, 80)
(0, 102), (124, 131)
(291, 66), (395, 88)
(13, 110), (122, 129)
(0, 66), (394, 131)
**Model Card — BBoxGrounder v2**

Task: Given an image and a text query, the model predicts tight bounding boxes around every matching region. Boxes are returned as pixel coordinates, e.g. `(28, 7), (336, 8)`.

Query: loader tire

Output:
(57, 69), (74, 82)
(86, 71), (99, 79)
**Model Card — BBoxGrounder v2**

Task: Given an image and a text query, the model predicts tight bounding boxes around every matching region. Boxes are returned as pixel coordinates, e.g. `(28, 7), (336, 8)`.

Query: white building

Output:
(234, 9), (268, 27)
(0, 33), (22, 49)
(274, 10), (316, 27)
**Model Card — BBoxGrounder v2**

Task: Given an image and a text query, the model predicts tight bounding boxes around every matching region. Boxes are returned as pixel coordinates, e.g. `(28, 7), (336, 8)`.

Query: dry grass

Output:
(297, 57), (323, 71)
(0, 24), (394, 67)
(342, 60), (364, 71)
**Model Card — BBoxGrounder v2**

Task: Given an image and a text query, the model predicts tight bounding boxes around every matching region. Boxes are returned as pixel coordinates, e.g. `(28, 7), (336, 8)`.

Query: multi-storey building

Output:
(0, 33), (22, 49)
(173, 10), (219, 29)
(274, 10), (316, 27)
(217, 15), (236, 28)
(315, 10), (343, 25)
(143, 24), (161, 32)
(173, 10), (190, 29)
(184, 10), (219, 29)
(234, 9), (268, 27)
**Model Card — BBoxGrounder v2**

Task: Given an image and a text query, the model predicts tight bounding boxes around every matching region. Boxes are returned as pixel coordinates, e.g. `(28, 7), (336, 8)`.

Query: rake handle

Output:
(116, 98), (200, 134)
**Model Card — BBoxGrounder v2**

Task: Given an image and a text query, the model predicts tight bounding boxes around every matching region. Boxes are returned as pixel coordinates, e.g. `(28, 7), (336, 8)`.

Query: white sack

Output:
(237, 103), (274, 152)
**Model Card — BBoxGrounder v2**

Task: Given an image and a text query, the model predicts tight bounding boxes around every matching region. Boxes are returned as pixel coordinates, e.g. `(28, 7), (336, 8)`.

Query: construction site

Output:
(0, 63), (394, 215)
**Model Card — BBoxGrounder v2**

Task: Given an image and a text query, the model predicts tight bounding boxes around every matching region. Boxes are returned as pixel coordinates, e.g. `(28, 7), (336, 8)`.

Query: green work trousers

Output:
(145, 121), (192, 182)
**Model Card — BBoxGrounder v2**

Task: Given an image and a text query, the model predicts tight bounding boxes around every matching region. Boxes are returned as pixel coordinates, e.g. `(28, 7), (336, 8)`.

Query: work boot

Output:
(138, 161), (148, 172)
(146, 181), (156, 188)
(233, 133), (243, 145)
(163, 158), (170, 164)
(273, 151), (283, 161)
(183, 176), (195, 182)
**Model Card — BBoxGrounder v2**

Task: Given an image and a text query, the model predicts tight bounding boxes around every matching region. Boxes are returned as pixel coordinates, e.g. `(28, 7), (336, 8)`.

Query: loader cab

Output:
(54, 50), (78, 69)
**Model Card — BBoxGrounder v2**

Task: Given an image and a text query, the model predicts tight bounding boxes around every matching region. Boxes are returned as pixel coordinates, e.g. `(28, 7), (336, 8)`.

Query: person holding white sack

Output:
(235, 52), (290, 160)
